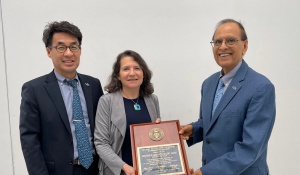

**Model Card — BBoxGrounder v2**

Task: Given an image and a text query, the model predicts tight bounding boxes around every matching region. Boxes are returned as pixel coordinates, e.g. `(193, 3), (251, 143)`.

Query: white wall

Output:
(0, 2), (14, 174)
(1, 0), (299, 174)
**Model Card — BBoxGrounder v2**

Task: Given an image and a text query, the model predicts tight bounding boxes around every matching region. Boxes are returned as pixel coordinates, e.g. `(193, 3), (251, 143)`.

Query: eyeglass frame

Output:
(48, 44), (81, 53)
(210, 37), (242, 48)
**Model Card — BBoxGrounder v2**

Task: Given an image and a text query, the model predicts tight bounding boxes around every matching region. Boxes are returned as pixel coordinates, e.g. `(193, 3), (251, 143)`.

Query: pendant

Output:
(134, 103), (141, 110)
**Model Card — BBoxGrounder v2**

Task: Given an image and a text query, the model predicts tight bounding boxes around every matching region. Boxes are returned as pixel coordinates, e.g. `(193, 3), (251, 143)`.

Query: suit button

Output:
(206, 140), (211, 144)
(69, 160), (72, 165)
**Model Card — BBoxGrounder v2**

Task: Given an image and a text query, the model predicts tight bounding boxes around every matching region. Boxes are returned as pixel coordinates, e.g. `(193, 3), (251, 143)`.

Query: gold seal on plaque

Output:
(149, 128), (164, 141)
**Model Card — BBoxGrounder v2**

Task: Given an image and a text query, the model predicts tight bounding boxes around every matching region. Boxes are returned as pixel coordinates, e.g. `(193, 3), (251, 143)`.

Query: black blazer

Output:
(20, 71), (103, 175)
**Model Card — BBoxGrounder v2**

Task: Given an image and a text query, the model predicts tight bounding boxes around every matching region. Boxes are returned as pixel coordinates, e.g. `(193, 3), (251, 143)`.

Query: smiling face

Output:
(118, 56), (144, 92)
(46, 32), (81, 79)
(212, 22), (248, 74)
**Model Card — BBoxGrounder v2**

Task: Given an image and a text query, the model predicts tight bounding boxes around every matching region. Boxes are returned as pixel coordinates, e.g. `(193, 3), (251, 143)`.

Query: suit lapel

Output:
(203, 77), (219, 129)
(78, 74), (95, 132)
(44, 71), (71, 134)
(207, 60), (248, 133)
(209, 80), (241, 127)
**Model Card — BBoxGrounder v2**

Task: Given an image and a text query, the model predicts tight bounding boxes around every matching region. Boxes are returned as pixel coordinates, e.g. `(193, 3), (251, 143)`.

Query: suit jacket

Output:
(94, 90), (160, 175)
(188, 60), (276, 175)
(20, 71), (103, 175)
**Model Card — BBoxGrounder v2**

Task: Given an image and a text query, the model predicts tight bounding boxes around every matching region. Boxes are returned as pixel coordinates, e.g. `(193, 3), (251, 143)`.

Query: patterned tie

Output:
(67, 80), (93, 169)
(212, 79), (225, 117)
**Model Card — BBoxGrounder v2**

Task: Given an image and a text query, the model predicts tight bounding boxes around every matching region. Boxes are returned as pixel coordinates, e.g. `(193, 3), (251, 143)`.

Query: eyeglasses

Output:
(49, 44), (81, 53)
(210, 37), (239, 47)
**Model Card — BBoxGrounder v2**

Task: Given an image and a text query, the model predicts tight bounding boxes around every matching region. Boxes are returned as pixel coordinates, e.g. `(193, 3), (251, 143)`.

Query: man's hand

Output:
(189, 168), (194, 174)
(191, 168), (202, 175)
(179, 124), (193, 140)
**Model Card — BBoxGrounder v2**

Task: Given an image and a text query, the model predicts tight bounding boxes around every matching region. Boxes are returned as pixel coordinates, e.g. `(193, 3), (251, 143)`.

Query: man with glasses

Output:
(20, 21), (103, 175)
(180, 19), (276, 175)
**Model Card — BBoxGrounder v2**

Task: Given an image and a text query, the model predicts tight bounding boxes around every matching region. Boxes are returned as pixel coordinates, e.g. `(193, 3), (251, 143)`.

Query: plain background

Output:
(1, 0), (299, 174)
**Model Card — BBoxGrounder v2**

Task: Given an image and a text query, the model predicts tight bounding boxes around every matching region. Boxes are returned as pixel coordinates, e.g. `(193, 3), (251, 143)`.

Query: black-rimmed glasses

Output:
(49, 44), (81, 53)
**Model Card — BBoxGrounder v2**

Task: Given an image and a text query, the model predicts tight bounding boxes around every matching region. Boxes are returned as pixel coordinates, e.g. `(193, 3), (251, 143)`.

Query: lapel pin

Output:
(85, 83), (90, 86)
(232, 86), (237, 90)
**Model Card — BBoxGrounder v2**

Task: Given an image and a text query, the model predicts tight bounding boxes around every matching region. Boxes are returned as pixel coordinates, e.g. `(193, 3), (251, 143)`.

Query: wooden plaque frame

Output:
(130, 120), (190, 175)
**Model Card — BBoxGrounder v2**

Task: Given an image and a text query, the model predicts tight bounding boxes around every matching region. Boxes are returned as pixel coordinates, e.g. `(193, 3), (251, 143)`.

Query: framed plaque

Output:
(130, 120), (190, 175)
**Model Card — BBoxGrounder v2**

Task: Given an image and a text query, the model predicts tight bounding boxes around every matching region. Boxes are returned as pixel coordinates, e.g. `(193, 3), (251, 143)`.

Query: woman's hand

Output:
(155, 118), (161, 124)
(122, 163), (135, 175)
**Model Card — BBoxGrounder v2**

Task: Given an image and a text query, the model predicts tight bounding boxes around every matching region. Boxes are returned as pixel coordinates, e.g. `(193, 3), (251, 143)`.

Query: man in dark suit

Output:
(20, 21), (103, 175)
(179, 19), (276, 175)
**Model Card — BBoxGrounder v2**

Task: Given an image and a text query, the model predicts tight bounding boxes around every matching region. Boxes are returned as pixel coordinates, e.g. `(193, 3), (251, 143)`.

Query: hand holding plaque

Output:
(130, 120), (190, 175)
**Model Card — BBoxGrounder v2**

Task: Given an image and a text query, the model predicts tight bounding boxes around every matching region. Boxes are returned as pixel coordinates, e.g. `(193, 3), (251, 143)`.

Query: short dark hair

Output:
(42, 21), (82, 47)
(212, 19), (248, 41)
(105, 50), (154, 96)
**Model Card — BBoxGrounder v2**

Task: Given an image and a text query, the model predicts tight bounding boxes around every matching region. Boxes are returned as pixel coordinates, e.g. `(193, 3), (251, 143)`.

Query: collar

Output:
(54, 70), (79, 85)
(220, 61), (242, 86)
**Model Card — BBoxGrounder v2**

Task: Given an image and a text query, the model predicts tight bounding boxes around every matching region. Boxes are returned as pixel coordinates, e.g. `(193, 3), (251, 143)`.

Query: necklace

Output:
(131, 98), (141, 111)
(123, 91), (141, 111)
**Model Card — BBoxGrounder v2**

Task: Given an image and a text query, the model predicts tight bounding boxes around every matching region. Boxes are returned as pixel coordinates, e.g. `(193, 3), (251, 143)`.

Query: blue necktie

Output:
(212, 79), (225, 117)
(67, 80), (93, 169)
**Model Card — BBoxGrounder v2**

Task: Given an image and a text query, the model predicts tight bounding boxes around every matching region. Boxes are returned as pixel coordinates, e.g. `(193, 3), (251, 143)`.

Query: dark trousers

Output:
(73, 156), (99, 175)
